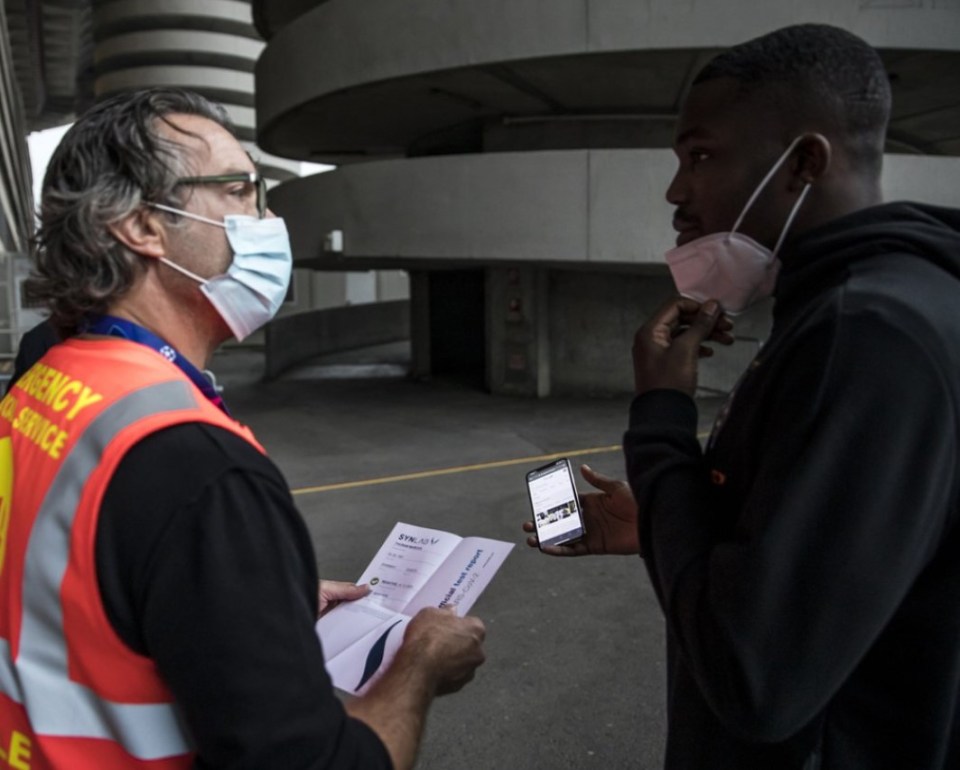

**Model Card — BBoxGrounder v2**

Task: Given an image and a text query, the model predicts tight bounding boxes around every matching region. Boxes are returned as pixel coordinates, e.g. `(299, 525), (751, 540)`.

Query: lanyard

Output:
(84, 315), (230, 416)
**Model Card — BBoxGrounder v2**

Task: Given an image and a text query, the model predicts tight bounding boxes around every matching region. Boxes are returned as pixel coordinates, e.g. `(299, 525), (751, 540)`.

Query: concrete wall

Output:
(264, 299), (410, 379)
(485, 267), (771, 397)
(310, 271), (348, 310)
(884, 154), (960, 206)
(271, 149), (676, 266)
(272, 150), (960, 268)
(377, 270), (410, 302)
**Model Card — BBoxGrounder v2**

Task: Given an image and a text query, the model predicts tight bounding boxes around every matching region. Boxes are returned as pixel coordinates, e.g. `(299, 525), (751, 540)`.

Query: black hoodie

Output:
(625, 202), (960, 769)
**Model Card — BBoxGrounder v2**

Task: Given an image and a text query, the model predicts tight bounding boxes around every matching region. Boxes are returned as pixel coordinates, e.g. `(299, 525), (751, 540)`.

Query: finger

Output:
(340, 583), (371, 600)
(675, 298), (719, 325)
(539, 543), (589, 557)
(708, 330), (735, 345)
(522, 520), (535, 533)
(642, 295), (719, 353)
(641, 296), (695, 339)
(670, 295), (705, 316)
(580, 463), (620, 493)
(714, 314), (735, 332)
(439, 669), (477, 696)
(526, 534), (540, 549)
(464, 616), (487, 641)
(455, 670), (478, 689)
(683, 307), (732, 328)
(669, 324), (689, 339)
(320, 580), (370, 601)
(672, 300), (722, 355)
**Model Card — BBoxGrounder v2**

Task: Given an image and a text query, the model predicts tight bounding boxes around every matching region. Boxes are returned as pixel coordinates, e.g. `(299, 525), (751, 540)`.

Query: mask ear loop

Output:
(147, 202), (227, 284)
(771, 182), (812, 258)
(727, 135), (807, 239)
(148, 202), (226, 228)
(158, 257), (208, 285)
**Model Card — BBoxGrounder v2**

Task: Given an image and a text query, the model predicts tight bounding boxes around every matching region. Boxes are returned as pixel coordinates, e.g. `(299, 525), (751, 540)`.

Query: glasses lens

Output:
(174, 174), (266, 217)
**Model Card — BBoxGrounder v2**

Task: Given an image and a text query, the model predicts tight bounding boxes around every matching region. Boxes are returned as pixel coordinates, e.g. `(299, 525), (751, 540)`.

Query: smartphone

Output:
(526, 458), (586, 550)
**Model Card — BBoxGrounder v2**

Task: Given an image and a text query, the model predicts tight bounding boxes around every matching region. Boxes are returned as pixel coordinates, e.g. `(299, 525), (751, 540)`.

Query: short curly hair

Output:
(25, 88), (233, 336)
(694, 24), (891, 176)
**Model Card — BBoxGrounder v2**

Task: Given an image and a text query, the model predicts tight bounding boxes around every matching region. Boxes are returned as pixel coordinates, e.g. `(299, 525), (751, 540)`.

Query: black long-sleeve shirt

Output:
(625, 203), (960, 769)
(97, 422), (392, 769)
(7, 320), (59, 393)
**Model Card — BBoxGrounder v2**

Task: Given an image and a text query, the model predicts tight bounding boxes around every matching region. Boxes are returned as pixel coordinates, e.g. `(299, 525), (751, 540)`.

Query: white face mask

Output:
(150, 204), (293, 340)
(664, 135), (812, 315)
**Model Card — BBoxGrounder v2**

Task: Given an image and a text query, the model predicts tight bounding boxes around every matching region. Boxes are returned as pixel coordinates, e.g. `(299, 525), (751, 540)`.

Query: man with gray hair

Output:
(0, 88), (485, 769)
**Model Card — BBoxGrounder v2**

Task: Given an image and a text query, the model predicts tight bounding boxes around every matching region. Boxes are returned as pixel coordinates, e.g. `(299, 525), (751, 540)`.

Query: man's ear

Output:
(791, 133), (832, 189)
(107, 208), (166, 260)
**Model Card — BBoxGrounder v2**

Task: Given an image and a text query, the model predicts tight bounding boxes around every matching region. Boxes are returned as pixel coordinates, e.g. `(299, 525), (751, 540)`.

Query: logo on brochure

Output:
(369, 577), (380, 585)
(399, 534), (441, 546)
(356, 619), (404, 691)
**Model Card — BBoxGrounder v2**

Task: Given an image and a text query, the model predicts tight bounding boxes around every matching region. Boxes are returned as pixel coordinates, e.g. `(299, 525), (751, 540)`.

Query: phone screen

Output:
(527, 459), (585, 549)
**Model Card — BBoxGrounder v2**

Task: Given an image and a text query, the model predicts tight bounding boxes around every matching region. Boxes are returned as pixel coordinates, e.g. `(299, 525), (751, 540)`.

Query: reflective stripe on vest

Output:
(0, 379), (196, 759)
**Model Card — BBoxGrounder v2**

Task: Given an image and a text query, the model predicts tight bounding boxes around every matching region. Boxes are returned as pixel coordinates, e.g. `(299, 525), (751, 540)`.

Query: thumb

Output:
(679, 300), (722, 348)
(343, 583), (372, 599)
(580, 464), (620, 493)
(321, 581), (370, 602)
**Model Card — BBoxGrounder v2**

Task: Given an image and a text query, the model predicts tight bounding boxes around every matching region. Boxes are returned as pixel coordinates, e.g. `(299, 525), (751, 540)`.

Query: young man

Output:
(1, 88), (486, 769)
(528, 24), (960, 768)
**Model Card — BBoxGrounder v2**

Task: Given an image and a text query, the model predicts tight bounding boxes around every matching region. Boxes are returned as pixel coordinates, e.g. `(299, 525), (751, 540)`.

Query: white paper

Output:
(316, 522), (513, 694)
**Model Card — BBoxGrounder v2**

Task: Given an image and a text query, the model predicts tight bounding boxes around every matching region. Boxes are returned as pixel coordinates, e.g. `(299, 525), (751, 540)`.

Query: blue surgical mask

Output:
(149, 204), (293, 340)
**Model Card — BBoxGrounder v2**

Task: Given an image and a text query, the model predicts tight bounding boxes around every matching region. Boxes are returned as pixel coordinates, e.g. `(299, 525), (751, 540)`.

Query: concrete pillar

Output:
(409, 270), (430, 380)
(346, 271), (377, 305)
(486, 266), (549, 397)
(376, 270), (410, 302)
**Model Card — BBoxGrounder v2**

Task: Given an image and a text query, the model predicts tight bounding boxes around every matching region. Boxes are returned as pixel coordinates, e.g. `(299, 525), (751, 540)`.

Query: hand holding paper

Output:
(318, 580), (371, 616)
(403, 606), (487, 696)
(316, 522), (513, 693)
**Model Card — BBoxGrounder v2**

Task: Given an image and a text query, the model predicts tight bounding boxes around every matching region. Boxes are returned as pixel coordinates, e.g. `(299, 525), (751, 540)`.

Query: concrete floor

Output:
(211, 342), (723, 770)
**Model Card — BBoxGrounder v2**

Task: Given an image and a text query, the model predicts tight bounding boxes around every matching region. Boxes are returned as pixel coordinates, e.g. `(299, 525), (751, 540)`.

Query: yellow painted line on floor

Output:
(291, 445), (620, 496)
(290, 430), (711, 496)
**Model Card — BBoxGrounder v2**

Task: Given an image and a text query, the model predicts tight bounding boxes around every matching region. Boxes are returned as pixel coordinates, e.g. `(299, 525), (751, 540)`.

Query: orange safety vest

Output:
(0, 338), (265, 769)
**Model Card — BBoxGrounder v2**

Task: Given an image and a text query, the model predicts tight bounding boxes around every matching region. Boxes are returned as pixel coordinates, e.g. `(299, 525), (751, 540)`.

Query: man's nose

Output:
(665, 169), (687, 205)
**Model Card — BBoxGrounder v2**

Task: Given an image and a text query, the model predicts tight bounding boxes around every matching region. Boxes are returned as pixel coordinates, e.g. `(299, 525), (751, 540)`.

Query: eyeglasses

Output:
(174, 172), (268, 218)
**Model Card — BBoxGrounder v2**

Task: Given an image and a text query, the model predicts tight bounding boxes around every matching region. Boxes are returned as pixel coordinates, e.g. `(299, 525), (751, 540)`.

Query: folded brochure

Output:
(316, 521), (514, 694)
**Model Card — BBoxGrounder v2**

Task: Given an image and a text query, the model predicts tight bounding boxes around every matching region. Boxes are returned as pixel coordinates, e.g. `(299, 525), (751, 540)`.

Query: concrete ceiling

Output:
(9, 0), (958, 159)
(883, 49), (960, 154)
(4, 0), (94, 131)
(257, 47), (960, 164)
(251, 0), (328, 41)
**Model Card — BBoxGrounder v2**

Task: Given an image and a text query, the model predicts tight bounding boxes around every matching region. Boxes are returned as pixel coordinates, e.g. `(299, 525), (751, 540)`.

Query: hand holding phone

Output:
(524, 463), (641, 556)
(526, 458), (586, 550)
